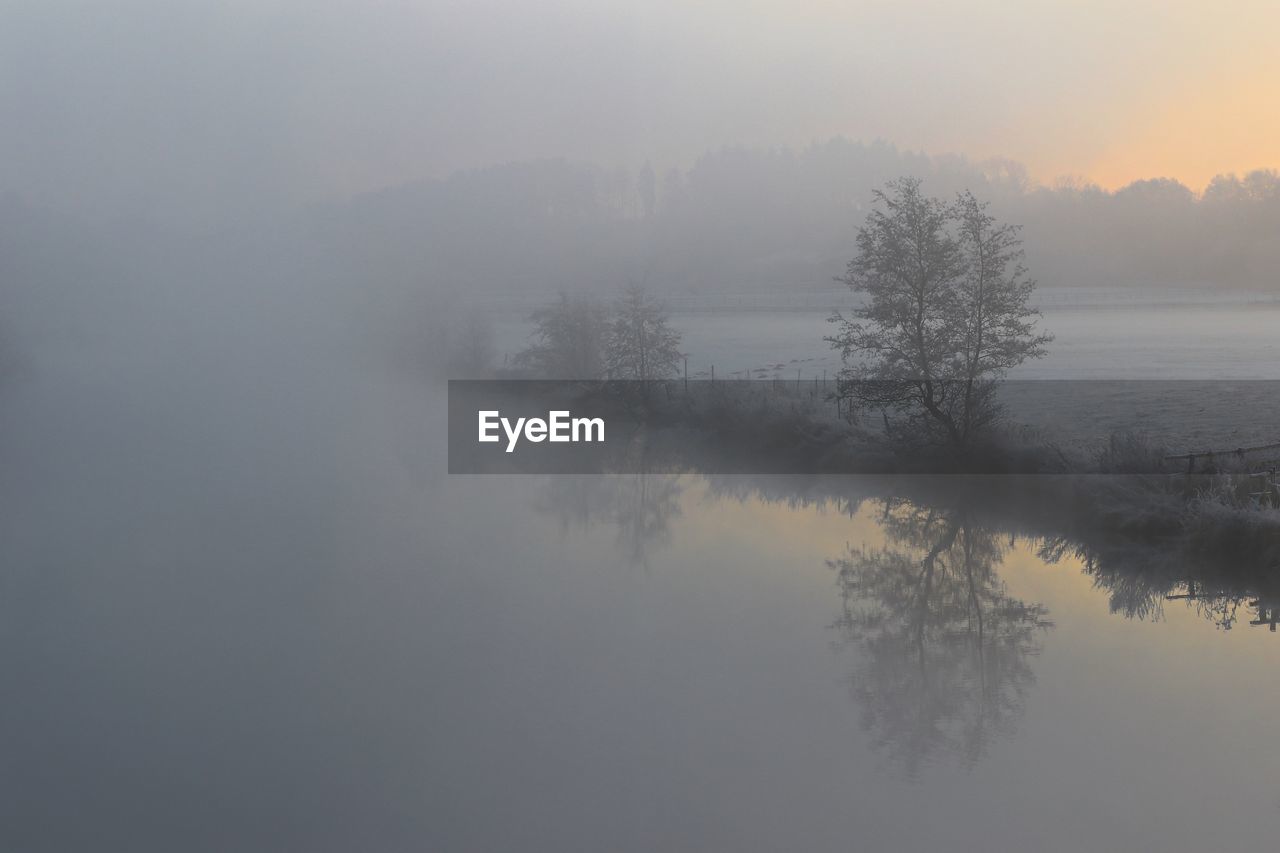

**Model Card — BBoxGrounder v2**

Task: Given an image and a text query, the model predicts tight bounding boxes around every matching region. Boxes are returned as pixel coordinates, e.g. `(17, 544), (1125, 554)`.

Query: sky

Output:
(1, 0), (1276, 222)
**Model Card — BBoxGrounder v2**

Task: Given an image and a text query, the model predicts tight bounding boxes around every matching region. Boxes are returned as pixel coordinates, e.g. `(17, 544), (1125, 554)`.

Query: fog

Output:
(4, 2), (1280, 850)
(5, 1), (1279, 222)
(4, 2), (1279, 351)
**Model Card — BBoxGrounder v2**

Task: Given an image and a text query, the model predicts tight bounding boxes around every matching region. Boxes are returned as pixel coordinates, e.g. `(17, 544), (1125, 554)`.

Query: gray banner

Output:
(448, 379), (1280, 475)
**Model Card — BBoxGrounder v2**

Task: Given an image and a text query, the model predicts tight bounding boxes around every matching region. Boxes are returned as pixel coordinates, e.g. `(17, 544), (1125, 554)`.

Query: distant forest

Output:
(4, 138), (1280, 351)
(312, 138), (1280, 296)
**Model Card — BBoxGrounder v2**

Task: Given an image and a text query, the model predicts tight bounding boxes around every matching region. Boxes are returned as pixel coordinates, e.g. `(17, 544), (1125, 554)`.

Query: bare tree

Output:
(605, 283), (682, 382)
(953, 190), (1053, 439)
(515, 292), (609, 378)
(827, 177), (1050, 447)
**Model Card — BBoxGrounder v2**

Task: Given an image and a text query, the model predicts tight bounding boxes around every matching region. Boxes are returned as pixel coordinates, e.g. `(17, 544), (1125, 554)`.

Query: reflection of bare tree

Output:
(533, 474), (684, 566)
(829, 501), (1052, 777)
(713, 474), (1280, 640)
(1037, 535), (1280, 632)
(1167, 581), (1248, 630)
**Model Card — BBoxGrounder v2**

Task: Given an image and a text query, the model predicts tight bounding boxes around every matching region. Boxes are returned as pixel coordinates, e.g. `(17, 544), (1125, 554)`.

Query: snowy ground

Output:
(493, 289), (1280, 380)
(490, 288), (1280, 453)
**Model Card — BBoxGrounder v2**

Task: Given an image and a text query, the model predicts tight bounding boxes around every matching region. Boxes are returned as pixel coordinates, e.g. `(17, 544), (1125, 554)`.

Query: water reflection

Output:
(533, 474), (684, 567)
(532, 473), (1280, 780)
(1038, 534), (1280, 632)
(704, 474), (1280, 639)
(828, 500), (1052, 777)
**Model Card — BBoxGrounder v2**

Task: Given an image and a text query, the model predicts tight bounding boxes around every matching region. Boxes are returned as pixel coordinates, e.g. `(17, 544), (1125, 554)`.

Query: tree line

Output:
(314, 138), (1280, 297)
(515, 283), (683, 382)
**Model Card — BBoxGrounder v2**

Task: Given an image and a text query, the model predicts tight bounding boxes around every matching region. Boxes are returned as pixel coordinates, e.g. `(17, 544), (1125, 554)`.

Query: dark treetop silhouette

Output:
(828, 178), (1051, 448)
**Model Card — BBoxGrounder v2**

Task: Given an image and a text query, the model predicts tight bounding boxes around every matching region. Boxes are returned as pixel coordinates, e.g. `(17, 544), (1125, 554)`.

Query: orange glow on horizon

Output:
(1044, 57), (1280, 192)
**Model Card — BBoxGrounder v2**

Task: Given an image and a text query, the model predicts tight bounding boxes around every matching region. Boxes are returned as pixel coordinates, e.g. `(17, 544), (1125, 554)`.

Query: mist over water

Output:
(6, 281), (1280, 848)
(5, 1), (1280, 850)
(16, 454), (1280, 850)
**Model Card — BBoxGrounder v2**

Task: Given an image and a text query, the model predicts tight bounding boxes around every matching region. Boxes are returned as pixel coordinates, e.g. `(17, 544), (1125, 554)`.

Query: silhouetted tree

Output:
(515, 292), (609, 378)
(827, 178), (1049, 446)
(952, 190), (1053, 438)
(605, 283), (682, 382)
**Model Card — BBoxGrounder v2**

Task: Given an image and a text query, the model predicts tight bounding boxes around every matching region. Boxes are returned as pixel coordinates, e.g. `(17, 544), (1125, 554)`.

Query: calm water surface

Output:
(3, 302), (1279, 851)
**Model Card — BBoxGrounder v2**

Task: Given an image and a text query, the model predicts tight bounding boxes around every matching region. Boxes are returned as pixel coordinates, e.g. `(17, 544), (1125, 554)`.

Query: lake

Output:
(4, 290), (1280, 851)
(408, 472), (1280, 852)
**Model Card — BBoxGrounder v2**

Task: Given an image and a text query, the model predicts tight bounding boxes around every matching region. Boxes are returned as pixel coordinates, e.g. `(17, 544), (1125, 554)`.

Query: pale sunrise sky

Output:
(2, 0), (1276, 220)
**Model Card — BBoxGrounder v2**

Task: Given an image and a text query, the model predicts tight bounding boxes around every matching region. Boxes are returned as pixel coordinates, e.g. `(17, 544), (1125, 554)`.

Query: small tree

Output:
(952, 190), (1052, 438)
(605, 283), (682, 382)
(827, 177), (1050, 446)
(515, 292), (609, 378)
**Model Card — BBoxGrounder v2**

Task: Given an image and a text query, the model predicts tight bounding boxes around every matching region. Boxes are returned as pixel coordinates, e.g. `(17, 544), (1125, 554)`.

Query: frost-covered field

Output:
(997, 380), (1280, 453)
(493, 287), (1280, 380)
(491, 287), (1280, 452)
